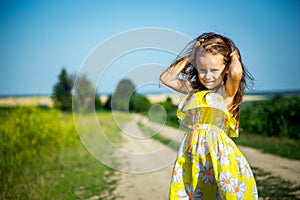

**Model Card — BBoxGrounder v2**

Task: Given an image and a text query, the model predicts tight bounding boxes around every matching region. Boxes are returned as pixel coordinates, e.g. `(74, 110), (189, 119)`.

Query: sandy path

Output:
(113, 116), (300, 199)
(112, 120), (177, 200)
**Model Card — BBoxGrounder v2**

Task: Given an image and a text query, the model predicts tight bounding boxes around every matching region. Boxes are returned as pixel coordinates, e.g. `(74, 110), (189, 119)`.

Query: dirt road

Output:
(113, 117), (300, 199)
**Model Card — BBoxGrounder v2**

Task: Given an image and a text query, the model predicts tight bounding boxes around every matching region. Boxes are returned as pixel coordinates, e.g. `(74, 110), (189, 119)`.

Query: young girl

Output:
(160, 32), (258, 199)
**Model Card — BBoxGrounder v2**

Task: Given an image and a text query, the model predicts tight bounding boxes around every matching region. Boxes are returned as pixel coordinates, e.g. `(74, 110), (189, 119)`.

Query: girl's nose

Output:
(204, 71), (213, 80)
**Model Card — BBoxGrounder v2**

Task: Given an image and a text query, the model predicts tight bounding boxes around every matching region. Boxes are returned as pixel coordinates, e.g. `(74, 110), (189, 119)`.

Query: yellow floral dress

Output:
(169, 91), (258, 200)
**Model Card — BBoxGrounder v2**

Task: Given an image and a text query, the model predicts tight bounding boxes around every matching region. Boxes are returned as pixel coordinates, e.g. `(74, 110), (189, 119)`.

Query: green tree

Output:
(73, 74), (102, 112)
(111, 79), (136, 111)
(104, 95), (112, 110)
(51, 68), (73, 111)
(129, 94), (152, 112)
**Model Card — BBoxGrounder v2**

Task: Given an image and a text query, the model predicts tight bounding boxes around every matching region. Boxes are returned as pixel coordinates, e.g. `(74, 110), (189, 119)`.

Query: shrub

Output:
(240, 95), (300, 139)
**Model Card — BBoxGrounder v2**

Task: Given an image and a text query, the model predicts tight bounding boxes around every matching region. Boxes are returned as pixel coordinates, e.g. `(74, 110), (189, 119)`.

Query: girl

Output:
(160, 32), (258, 199)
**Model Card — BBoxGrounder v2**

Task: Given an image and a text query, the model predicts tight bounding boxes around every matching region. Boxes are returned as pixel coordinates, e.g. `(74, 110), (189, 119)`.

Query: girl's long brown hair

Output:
(174, 32), (254, 128)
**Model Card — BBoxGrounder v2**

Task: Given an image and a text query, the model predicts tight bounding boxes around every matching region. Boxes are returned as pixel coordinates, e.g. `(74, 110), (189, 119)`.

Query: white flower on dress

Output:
(178, 136), (187, 158)
(205, 93), (226, 112)
(206, 129), (219, 142)
(177, 183), (203, 200)
(219, 171), (236, 194)
(224, 137), (234, 155)
(196, 160), (215, 184)
(216, 116), (226, 130)
(252, 186), (258, 199)
(236, 156), (253, 179)
(193, 134), (209, 157)
(214, 142), (230, 166)
(232, 179), (246, 200)
(172, 163), (184, 184)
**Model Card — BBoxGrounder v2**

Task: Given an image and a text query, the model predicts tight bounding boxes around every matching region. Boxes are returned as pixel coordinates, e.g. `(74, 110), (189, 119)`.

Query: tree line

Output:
(51, 68), (173, 113)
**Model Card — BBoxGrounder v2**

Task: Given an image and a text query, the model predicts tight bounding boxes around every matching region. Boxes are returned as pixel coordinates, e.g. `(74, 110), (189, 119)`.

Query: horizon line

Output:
(1, 88), (300, 98)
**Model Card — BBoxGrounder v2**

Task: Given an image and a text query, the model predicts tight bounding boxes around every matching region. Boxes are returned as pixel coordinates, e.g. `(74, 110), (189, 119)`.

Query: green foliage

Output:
(111, 79), (135, 111)
(108, 79), (152, 112)
(73, 74), (102, 112)
(51, 68), (73, 111)
(160, 97), (176, 112)
(240, 95), (300, 139)
(0, 107), (125, 199)
(104, 95), (112, 110)
(233, 132), (300, 160)
(129, 94), (152, 112)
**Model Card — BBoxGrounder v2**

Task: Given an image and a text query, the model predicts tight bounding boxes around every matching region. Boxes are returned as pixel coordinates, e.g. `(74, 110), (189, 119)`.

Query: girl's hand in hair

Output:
(226, 50), (243, 97)
(229, 50), (242, 76)
(188, 39), (204, 64)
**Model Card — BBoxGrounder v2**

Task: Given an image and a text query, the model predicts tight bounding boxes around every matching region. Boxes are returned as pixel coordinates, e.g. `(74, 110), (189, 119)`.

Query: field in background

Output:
(0, 93), (272, 107)
(0, 107), (129, 199)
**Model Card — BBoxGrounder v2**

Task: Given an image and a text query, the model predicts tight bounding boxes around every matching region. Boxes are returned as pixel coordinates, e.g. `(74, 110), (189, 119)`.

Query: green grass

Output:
(232, 131), (300, 160)
(149, 109), (300, 160)
(0, 107), (128, 200)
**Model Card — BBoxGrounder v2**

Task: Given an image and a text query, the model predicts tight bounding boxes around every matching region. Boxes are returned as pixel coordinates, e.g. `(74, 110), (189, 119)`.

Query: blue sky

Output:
(1, 0), (299, 95)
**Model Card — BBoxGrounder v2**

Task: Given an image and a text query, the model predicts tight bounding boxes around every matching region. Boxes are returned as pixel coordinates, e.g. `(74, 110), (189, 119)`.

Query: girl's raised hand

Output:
(188, 39), (204, 64)
(229, 50), (242, 73)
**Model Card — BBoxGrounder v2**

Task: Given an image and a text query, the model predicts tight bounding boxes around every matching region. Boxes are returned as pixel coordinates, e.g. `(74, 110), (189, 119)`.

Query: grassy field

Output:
(0, 107), (128, 200)
(1, 96), (300, 199)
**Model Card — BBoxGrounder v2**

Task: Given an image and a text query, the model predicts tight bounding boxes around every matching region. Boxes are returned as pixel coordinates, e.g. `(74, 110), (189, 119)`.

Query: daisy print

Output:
(194, 134), (209, 157)
(177, 136), (187, 158)
(252, 186), (258, 199)
(206, 129), (219, 142)
(171, 163), (184, 184)
(177, 183), (203, 200)
(216, 116), (226, 130)
(196, 160), (215, 184)
(236, 156), (253, 179)
(205, 93), (226, 112)
(232, 179), (246, 200)
(219, 171), (236, 194)
(224, 137), (234, 155)
(214, 142), (230, 166)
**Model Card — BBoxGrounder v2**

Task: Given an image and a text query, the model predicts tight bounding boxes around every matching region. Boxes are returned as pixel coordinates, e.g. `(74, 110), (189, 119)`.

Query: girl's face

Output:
(195, 53), (227, 90)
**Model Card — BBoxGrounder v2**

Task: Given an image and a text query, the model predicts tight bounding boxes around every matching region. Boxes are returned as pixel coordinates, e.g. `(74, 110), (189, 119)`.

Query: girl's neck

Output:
(208, 82), (224, 96)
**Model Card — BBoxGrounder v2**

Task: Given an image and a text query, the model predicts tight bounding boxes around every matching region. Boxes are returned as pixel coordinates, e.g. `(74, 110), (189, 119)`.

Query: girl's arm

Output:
(160, 40), (202, 94)
(225, 51), (243, 98)
(159, 57), (193, 94)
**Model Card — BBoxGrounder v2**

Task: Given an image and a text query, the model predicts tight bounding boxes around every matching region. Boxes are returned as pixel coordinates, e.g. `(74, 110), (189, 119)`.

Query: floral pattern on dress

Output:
(213, 142), (230, 166)
(219, 171), (236, 194)
(177, 183), (203, 200)
(169, 91), (258, 200)
(196, 160), (216, 184)
(172, 163), (184, 184)
(236, 156), (253, 180)
(193, 134), (209, 157)
(233, 179), (246, 200)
